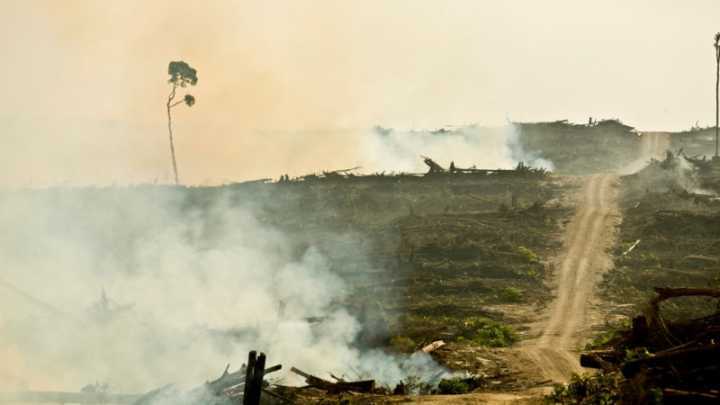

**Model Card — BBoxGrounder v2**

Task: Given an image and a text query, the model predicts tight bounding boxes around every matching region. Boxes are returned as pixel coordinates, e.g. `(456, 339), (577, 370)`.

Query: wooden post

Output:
(242, 351), (257, 405)
(248, 353), (267, 405)
(242, 351), (268, 405)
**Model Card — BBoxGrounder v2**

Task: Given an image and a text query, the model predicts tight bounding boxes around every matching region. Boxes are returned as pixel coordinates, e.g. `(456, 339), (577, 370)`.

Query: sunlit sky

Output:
(2, 1), (719, 185)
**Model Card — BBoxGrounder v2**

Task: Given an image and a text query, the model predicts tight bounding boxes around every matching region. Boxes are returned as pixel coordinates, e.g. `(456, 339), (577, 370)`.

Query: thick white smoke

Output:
(361, 124), (553, 174)
(0, 188), (451, 395)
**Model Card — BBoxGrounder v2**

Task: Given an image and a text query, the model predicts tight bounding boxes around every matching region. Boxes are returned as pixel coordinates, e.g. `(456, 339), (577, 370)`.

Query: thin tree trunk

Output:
(166, 84), (180, 184)
(715, 47), (719, 158)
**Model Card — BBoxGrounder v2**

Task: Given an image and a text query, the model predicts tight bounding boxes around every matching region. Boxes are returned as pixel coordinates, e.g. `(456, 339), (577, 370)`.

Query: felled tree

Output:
(166, 61), (198, 184)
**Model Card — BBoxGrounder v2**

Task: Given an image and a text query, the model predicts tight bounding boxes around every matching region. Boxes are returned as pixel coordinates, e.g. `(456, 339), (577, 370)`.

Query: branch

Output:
(167, 83), (177, 107)
(647, 287), (720, 328)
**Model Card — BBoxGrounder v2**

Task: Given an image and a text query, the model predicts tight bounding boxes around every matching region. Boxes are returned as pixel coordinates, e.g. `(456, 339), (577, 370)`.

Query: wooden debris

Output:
(420, 340), (446, 353)
(422, 156), (446, 174)
(578, 287), (720, 402)
(622, 239), (641, 256)
(290, 367), (375, 393)
(683, 255), (720, 264)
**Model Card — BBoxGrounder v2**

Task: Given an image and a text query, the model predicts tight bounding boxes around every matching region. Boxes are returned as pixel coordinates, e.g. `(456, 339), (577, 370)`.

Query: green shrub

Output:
(546, 373), (620, 405)
(456, 317), (517, 347)
(472, 323), (517, 347)
(389, 335), (417, 353)
(517, 246), (540, 263)
(438, 378), (470, 394)
(498, 286), (524, 303)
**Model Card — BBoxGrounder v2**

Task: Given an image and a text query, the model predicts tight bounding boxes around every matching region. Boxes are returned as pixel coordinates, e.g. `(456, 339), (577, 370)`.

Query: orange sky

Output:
(2, 1), (720, 185)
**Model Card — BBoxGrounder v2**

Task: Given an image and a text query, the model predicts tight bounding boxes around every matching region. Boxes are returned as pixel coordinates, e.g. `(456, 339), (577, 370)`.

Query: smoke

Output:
(10, 1), (720, 186)
(618, 132), (670, 175)
(673, 155), (715, 195)
(362, 124), (553, 174)
(0, 187), (453, 395)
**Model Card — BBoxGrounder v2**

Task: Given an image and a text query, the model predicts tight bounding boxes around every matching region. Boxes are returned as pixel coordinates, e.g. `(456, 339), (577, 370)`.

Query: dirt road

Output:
(401, 175), (620, 403)
(522, 174), (619, 382)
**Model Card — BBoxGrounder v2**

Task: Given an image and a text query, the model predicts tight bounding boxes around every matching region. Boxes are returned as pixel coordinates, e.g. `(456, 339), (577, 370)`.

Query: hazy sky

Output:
(2, 1), (719, 185)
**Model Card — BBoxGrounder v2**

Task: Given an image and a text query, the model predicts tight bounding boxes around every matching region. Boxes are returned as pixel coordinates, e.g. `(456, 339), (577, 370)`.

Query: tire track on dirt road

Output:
(522, 174), (618, 383)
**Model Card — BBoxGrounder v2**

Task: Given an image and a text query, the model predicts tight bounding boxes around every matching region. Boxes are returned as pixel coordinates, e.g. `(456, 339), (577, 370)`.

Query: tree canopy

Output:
(168, 61), (198, 87)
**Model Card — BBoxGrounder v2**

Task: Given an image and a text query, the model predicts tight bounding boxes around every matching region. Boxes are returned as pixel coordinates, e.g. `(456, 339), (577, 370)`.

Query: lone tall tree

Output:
(715, 33), (720, 158)
(166, 61), (198, 184)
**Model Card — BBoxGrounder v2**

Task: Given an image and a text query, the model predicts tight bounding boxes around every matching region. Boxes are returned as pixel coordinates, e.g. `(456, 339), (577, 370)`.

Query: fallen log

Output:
(621, 343), (720, 377)
(683, 255), (720, 265)
(575, 287), (720, 401)
(421, 156), (446, 174)
(579, 351), (620, 371)
(290, 367), (375, 393)
(322, 166), (361, 176)
(662, 388), (720, 404)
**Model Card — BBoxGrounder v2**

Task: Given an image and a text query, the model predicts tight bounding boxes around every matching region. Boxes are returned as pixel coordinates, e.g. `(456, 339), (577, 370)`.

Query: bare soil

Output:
(520, 175), (619, 382)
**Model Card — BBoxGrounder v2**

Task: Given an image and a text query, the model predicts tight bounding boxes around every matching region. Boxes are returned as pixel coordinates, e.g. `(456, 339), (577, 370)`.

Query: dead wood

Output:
(420, 340), (446, 353)
(576, 287), (720, 401)
(662, 388), (720, 404)
(622, 343), (720, 377)
(290, 367), (375, 393)
(622, 239), (641, 256)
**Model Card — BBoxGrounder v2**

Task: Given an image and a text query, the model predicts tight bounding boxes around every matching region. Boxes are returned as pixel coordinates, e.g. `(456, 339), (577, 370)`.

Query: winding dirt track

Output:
(522, 174), (619, 382)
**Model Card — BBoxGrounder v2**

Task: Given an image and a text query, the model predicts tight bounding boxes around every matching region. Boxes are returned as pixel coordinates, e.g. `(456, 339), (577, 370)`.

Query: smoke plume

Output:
(363, 124), (553, 174)
(0, 187), (452, 395)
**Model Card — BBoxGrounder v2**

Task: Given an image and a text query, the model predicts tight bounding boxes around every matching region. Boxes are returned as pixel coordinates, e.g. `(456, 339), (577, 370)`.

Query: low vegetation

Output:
(600, 154), (720, 317)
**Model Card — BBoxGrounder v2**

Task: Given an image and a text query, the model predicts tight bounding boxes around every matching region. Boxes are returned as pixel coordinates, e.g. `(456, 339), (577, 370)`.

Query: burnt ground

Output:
(599, 158), (720, 323)
(229, 171), (580, 397)
(12, 122), (720, 403)
(242, 173), (576, 350)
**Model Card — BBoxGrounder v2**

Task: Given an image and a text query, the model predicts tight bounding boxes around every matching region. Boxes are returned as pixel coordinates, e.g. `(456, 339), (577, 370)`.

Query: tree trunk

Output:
(716, 45), (719, 158)
(166, 84), (180, 184)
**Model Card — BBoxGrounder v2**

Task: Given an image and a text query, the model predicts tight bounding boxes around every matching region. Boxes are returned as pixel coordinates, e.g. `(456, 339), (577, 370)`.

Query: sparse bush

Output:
(438, 377), (470, 394)
(546, 373), (621, 405)
(517, 245), (540, 263)
(388, 335), (417, 353)
(456, 317), (517, 347)
(472, 323), (517, 347)
(498, 286), (524, 303)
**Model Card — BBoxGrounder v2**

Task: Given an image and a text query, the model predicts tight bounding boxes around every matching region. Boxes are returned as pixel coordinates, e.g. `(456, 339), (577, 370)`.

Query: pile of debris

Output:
(423, 156), (549, 177)
(277, 156), (550, 184)
(1, 349), (464, 404)
(566, 287), (720, 404)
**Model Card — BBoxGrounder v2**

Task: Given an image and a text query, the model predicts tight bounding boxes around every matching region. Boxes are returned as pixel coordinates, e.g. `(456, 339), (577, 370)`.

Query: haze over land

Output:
(2, 1), (719, 185)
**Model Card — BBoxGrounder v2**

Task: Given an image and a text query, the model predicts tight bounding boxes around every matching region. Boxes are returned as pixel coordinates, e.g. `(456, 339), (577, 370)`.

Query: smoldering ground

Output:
(363, 124), (554, 173)
(0, 186), (454, 394)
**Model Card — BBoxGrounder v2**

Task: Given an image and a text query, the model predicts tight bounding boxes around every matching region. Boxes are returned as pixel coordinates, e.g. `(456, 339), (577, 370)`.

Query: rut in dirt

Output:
(523, 174), (618, 382)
